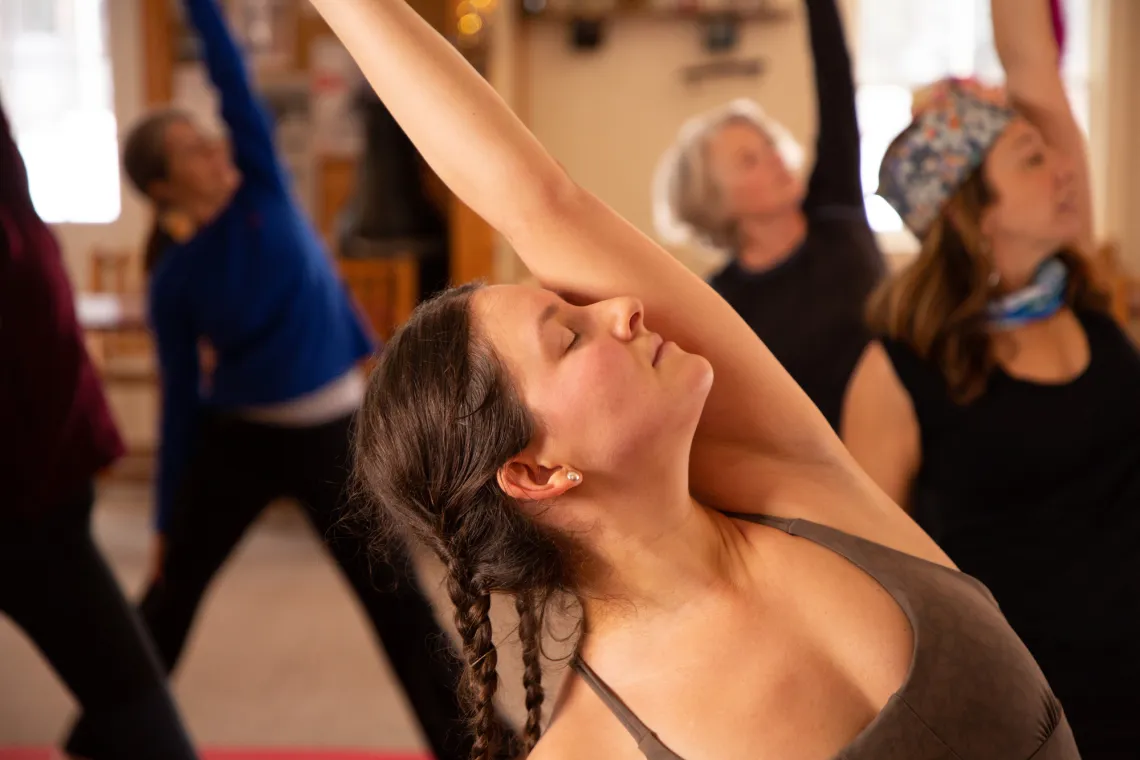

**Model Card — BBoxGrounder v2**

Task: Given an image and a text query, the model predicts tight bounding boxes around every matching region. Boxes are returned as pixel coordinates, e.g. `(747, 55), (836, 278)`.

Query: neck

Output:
(990, 238), (1057, 292)
(576, 482), (747, 629)
(160, 197), (228, 241)
(734, 210), (807, 273)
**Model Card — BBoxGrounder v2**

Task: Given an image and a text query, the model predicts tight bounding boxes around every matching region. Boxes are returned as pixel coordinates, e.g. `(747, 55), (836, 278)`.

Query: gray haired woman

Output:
(654, 0), (884, 430)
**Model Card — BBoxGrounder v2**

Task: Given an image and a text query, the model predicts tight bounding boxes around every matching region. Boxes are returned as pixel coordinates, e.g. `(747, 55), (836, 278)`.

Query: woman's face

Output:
(705, 120), (804, 222)
(155, 118), (241, 216)
(472, 285), (713, 489)
(980, 118), (1082, 284)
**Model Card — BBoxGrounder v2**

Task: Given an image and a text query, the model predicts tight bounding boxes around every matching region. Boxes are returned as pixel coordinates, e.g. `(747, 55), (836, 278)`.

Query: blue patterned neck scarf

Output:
(987, 258), (1068, 330)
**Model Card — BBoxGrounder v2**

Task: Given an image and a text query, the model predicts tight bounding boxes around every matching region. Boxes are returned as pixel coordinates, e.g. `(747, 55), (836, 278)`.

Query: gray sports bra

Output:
(571, 513), (1079, 759)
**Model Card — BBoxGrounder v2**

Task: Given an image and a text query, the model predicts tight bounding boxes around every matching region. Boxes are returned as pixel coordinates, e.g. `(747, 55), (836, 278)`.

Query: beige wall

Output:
(492, 1), (833, 279)
(493, 0), (1134, 279)
(50, 0), (1138, 446)
(65, 0), (1131, 281)
(1095, 0), (1140, 267)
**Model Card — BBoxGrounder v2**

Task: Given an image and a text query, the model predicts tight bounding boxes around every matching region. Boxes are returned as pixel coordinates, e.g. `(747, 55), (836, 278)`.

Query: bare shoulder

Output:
(843, 342), (918, 448)
(849, 340), (904, 392)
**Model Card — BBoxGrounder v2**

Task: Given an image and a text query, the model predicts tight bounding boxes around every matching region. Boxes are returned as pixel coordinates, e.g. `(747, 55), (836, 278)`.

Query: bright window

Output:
(0, 0), (120, 223)
(856, 0), (1090, 237)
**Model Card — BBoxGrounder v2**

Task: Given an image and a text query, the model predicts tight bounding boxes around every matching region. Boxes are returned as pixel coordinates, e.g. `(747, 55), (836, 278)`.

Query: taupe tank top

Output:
(572, 513), (1080, 759)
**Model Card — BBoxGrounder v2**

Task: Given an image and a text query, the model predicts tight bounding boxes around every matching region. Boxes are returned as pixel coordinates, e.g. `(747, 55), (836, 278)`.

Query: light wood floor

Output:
(0, 482), (572, 751)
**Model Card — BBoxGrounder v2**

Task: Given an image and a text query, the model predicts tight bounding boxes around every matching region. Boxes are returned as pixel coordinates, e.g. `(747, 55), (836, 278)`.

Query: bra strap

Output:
(721, 512), (797, 532)
(571, 656), (660, 748)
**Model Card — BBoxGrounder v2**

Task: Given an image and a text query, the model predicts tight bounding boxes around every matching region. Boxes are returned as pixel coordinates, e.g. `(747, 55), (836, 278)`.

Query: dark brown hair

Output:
(354, 283), (579, 759)
(122, 109), (189, 273)
(869, 166), (1108, 403)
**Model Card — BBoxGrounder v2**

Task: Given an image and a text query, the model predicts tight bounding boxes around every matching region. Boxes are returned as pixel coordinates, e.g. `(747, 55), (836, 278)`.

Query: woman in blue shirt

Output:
(65, 1), (479, 756)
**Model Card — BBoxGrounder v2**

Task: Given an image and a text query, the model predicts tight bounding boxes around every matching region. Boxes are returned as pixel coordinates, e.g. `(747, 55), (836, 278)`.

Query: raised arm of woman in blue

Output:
(183, 0), (284, 189)
(801, 0), (865, 214)
(150, 291), (201, 534)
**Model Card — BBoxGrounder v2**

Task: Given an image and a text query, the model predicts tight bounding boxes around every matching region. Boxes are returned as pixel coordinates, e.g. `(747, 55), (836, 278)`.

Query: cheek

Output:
(531, 347), (653, 459)
(722, 171), (769, 212)
(566, 344), (644, 416)
(1001, 172), (1052, 217)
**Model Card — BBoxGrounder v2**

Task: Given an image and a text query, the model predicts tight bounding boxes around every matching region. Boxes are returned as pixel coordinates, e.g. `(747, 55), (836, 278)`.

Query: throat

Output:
(582, 507), (752, 628)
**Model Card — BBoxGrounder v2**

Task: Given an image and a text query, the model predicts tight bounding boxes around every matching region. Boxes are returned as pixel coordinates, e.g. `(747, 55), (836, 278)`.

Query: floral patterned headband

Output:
(877, 78), (1017, 237)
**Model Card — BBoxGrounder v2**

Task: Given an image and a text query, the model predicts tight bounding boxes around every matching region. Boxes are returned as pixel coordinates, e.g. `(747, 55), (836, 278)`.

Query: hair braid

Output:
(515, 592), (545, 753)
(447, 557), (504, 760)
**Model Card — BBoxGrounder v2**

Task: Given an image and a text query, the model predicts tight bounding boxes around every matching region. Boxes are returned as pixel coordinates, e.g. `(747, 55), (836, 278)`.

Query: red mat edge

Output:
(0, 750), (428, 760)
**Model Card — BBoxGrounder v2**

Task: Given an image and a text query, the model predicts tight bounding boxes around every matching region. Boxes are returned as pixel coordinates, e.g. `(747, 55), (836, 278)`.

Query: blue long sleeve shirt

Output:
(149, 0), (374, 531)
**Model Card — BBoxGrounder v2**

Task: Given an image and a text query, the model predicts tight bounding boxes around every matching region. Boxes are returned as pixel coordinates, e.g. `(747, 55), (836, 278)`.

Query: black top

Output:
(573, 514), (1077, 760)
(709, 0), (885, 431)
(881, 308), (1140, 750)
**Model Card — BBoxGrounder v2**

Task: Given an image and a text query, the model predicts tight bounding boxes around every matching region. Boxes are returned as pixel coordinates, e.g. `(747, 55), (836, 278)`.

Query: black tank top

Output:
(881, 308), (1140, 753)
(573, 514), (1077, 759)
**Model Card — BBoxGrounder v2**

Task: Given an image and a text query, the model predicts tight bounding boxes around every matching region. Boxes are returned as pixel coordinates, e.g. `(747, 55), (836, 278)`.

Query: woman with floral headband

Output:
(842, 0), (1140, 755)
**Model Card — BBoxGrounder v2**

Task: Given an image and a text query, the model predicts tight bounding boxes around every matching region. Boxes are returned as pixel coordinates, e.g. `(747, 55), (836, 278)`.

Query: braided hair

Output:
(354, 284), (579, 759)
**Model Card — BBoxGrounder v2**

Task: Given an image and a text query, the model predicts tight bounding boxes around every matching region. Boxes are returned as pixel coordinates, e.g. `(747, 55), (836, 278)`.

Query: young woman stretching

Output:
(843, 0), (1140, 755)
(311, 1), (1080, 759)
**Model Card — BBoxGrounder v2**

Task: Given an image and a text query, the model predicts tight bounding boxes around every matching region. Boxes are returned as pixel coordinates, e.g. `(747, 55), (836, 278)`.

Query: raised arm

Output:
(151, 301), (202, 534)
(308, 0), (845, 471)
(801, 0), (864, 213)
(183, 0), (283, 187)
(992, 0), (1093, 252)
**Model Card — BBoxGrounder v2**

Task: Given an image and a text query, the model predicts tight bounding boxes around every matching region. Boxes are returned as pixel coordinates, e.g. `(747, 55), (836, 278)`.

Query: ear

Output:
(496, 452), (582, 503)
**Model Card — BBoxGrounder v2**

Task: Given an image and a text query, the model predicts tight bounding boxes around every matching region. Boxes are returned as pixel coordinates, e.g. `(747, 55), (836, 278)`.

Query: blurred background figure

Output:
(0, 92), (199, 760)
(843, 0), (1140, 755)
(61, 1), (494, 759)
(653, 0), (884, 430)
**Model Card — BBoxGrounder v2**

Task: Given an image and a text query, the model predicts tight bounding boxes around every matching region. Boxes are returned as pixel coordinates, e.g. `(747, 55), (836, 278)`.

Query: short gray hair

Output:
(653, 99), (804, 250)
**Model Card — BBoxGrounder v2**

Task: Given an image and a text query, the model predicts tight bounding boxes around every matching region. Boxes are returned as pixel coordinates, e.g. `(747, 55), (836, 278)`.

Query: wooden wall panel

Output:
(142, 0), (175, 105)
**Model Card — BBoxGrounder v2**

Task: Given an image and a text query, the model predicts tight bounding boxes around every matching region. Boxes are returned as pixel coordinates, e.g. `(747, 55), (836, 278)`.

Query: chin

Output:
(671, 353), (715, 413)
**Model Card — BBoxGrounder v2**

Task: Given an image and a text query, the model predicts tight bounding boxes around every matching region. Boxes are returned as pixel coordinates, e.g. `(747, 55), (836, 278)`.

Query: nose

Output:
(1052, 149), (1076, 186)
(604, 296), (644, 341)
